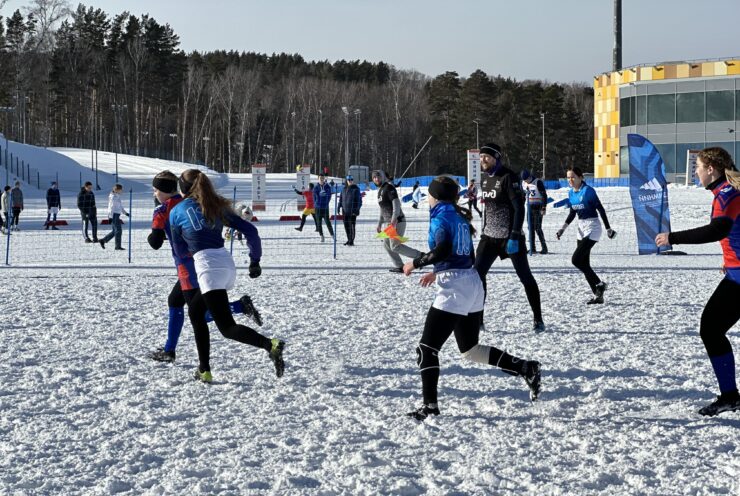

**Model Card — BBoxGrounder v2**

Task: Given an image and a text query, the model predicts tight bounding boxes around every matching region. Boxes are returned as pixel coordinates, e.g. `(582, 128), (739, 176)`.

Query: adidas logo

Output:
(640, 178), (662, 191)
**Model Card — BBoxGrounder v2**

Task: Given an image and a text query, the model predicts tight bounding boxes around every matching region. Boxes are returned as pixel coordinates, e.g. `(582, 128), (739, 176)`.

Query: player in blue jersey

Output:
(656, 147), (740, 416)
(169, 169), (285, 382)
(556, 166), (616, 304)
(146, 171), (262, 363)
(402, 175), (541, 421)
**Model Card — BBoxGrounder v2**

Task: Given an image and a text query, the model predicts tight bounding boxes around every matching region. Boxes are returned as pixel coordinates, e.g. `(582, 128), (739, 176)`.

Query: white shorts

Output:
(193, 248), (237, 294)
(432, 267), (485, 316)
(577, 217), (602, 242)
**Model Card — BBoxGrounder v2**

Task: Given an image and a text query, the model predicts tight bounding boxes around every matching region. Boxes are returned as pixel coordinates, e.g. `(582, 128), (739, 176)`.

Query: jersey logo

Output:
(456, 224), (471, 256)
(482, 190), (497, 199)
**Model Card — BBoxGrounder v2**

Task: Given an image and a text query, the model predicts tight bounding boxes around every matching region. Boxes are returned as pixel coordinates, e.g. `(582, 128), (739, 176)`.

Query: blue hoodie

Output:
(313, 181), (333, 209)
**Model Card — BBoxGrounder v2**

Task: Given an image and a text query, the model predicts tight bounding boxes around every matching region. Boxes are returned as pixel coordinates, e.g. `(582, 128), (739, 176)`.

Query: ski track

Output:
(1, 185), (739, 495)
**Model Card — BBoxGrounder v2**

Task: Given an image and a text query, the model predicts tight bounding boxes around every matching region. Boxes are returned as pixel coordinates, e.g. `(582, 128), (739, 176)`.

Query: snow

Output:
(1, 148), (739, 494)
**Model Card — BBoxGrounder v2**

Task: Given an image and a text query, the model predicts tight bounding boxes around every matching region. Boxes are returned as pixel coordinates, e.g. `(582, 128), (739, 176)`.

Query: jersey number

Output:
(456, 224), (471, 256)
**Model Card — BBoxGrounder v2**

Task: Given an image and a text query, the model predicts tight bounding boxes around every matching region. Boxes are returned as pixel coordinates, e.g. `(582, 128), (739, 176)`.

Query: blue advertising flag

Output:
(627, 134), (672, 254)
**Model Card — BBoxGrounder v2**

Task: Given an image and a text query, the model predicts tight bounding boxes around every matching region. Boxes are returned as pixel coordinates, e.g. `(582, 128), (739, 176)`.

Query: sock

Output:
(709, 352), (738, 394)
(164, 307), (185, 352)
(488, 348), (525, 376)
(229, 300), (243, 314)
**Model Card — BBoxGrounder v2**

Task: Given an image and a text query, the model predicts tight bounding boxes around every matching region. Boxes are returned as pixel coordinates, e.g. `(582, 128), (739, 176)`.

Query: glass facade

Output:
(707, 91), (734, 121)
(676, 93), (704, 123)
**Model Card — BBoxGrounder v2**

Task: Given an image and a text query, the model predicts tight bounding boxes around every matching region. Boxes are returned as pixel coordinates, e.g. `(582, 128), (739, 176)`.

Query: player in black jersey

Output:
(474, 143), (545, 333)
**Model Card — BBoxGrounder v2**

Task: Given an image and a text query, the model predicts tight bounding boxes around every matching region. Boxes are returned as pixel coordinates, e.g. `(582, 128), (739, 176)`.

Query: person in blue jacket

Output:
(169, 169), (285, 382)
(556, 166), (616, 304)
(313, 172), (334, 242)
(339, 175), (362, 246)
(402, 175), (541, 421)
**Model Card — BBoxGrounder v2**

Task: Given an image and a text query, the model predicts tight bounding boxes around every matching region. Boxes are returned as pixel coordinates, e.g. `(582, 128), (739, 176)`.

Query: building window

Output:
(636, 95), (647, 125)
(706, 91), (734, 122)
(676, 92), (704, 123)
(676, 142), (705, 177)
(647, 94), (675, 124)
(620, 97), (634, 127)
(654, 143), (676, 174)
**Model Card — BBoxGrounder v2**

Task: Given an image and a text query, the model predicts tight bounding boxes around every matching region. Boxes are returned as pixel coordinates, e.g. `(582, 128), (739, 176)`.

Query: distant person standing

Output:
(45, 181), (62, 230)
(10, 181), (23, 231)
(466, 179), (482, 217)
(1, 185), (10, 234)
(313, 173), (334, 242)
(556, 166), (616, 304)
(340, 175), (362, 246)
(656, 147), (740, 416)
(78, 181), (98, 243)
(411, 181), (422, 209)
(373, 169), (422, 273)
(99, 183), (129, 250)
(475, 143), (545, 333)
(520, 170), (548, 255)
(293, 183), (318, 234)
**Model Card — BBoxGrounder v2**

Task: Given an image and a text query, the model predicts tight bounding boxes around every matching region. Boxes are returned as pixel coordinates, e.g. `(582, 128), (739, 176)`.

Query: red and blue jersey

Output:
(711, 180), (740, 283)
(152, 194), (198, 290)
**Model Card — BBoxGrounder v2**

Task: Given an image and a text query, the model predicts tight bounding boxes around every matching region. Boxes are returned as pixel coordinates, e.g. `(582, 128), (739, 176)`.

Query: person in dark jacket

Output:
(77, 181), (98, 242)
(45, 182), (62, 230)
(312, 173), (334, 242)
(339, 175), (362, 246)
(10, 181), (23, 231)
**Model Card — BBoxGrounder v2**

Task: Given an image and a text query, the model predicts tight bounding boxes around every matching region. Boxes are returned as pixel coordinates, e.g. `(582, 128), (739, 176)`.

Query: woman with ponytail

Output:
(402, 175), (541, 421)
(169, 169), (285, 382)
(656, 147), (740, 416)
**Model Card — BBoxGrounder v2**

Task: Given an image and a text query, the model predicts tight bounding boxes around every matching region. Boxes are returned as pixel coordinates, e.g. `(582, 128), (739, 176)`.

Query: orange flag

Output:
(375, 224), (409, 243)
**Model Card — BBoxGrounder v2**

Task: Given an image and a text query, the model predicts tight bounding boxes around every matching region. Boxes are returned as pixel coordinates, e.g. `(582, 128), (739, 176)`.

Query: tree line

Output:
(0, 2), (593, 180)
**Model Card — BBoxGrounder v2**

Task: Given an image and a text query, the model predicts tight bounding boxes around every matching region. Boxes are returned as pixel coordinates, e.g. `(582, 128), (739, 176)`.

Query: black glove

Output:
(249, 261), (262, 279)
(556, 229), (564, 240)
(607, 229), (617, 239)
(125, 212), (130, 217)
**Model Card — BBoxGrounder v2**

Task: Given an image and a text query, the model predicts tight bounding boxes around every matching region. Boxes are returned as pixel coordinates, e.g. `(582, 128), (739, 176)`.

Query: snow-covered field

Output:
(1, 150), (739, 494)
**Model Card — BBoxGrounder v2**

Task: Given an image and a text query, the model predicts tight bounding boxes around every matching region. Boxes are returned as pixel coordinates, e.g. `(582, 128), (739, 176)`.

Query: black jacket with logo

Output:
(480, 165), (525, 239)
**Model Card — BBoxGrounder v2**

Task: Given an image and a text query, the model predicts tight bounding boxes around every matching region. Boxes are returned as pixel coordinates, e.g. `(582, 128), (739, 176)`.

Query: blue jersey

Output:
(428, 202), (474, 272)
(568, 183), (603, 220)
(169, 197), (262, 263)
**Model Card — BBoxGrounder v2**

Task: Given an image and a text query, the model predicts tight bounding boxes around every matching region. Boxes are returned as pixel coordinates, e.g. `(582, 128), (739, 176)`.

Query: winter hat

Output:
(371, 170), (387, 182)
(480, 143), (502, 160)
(428, 177), (459, 202)
(152, 175), (178, 194)
(346, 175), (353, 181)
(520, 169), (532, 182)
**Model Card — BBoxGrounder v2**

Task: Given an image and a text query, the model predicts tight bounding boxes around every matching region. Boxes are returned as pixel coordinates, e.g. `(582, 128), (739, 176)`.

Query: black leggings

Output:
(343, 214), (357, 243)
(315, 208), (334, 236)
(571, 238), (601, 293)
(418, 307), (526, 405)
(184, 289), (271, 371)
(298, 213), (317, 230)
(474, 235), (542, 322)
(700, 278), (740, 357)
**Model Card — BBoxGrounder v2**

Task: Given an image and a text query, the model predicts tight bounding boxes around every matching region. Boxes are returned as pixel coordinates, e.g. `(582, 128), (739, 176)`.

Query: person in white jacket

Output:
(0, 185), (10, 234)
(99, 184), (129, 250)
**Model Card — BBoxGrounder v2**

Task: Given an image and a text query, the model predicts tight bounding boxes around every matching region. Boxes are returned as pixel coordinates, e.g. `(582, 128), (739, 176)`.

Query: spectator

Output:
(313, 173), (334, 242)
(411, 181), (422, 209)
(0, 185), (10, 234)
(77, 181), (98, 243)
(98, 183), (129, 250)
(521, 170), (548, 255)
(466, 179), (482, 217)
(10, 181), (23, 231)
(293, 183), (318, 235)
(45, 181), (62, 230)
(339, 175), (362, 246)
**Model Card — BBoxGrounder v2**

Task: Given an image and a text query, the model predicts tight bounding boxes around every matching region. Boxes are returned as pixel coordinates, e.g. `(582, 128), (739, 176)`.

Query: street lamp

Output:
(169, 133), (178, 161)
(318, 109), (322, 171)
(341, 106), (349, 176)
(291, 111), (296, 170)
(354, 109), (361, 165)
(472, 119), (480, 150)
(539, 112), (546, 179)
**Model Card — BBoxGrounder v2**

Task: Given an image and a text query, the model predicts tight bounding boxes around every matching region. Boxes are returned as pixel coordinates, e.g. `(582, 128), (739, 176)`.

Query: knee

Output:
(416, 343), (439, 371)
(168, 292), (185, 308)
(571, 253), (583, 269)
(461, 344), (490, 364)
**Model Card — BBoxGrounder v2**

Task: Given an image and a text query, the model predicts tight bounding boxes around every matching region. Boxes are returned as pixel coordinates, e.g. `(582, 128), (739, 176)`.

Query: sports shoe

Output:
(149, 348), (176, 363)
(523, 361), (541, 401)
(193, 368), (213, 383)
(240, 295), (263, 326)
(594, 282), (608, 298)
(114, 247), (125, 251)
(540, 247), (548, 255)
(269, 338), (285, 378)
(99, 240), (106, 249)
(587, 296), (604, 304)
(698, 392), (740, 417)
(45, 225), (50, 230)
(52, 226), (59, 230)
(320, 234), (325, 243)
(407, 404), (440, 421)
(532, 321), (546, 333)
(84, 237), (92, 243)
(389, 267), (403, 273)
(294, 227), (302, 232)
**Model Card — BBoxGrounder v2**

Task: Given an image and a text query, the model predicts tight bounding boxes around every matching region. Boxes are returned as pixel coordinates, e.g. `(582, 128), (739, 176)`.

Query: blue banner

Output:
(627, 134), (672, 254)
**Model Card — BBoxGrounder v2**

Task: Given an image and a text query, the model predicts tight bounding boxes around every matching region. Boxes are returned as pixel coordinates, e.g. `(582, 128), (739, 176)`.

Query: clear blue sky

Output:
(3, 0), (739, 83)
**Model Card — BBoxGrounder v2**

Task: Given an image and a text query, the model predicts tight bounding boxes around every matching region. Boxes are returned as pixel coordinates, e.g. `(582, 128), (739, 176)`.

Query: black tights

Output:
(571, 238), (601, 293)
(184, 289), (271, 371)
(418, 307), (526, 405)
(700, 278), (740, 357)
(298, 213), (317, 230)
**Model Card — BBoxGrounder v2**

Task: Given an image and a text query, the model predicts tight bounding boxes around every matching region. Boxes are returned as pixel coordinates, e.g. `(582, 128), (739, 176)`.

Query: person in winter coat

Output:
(401, 175), (541, 421)
(45, 182), (62, 230)
(466, 179), (482, 217)
(10, 181), (23, 231)
(313, 173), (334, 242)
(339, 175), (362, 246)
(0, 185), (10, 234)
(520, 170), (548, 255)
(411, 181), (422, 209)
(77, 181), (98, 242)
(293, 183), (318, 235)
(98, 183), (129, 250)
